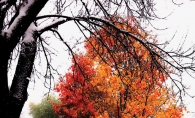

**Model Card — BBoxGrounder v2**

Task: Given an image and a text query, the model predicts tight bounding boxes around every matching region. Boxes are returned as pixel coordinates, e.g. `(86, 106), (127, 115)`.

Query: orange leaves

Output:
(53, 16), (185, 118)
(96, 111), (109, 118)
(54, 52), (184, 118)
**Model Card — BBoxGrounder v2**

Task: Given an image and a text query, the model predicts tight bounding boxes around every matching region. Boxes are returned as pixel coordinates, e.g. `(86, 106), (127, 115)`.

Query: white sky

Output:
(152, 1), (195, 117)
(14, 0), (195, 117)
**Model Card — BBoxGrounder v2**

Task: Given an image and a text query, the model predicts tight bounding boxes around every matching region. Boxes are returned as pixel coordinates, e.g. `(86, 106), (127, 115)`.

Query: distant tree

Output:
(29, 95), (59, 118)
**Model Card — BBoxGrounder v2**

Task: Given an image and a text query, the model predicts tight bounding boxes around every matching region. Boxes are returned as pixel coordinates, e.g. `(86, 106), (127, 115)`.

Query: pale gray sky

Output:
(153, 1), (195, 117)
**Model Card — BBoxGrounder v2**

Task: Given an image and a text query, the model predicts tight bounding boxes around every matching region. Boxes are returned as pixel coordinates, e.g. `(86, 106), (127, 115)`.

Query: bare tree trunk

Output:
(9, 40), (37, 118)
(0, 0), (48, 117)
(0, 39), (37, 118)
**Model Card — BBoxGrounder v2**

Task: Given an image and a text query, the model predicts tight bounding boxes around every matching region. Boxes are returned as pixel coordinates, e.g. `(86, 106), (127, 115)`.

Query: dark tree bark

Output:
(0, 0), (48, 117)
(8, 40), (37, 118)
(0, 36), (10, 117)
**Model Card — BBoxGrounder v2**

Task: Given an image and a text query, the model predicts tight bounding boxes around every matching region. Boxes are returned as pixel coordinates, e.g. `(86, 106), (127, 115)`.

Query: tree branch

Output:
(37, 18), (70, 34)
(4, 0), (48, 51)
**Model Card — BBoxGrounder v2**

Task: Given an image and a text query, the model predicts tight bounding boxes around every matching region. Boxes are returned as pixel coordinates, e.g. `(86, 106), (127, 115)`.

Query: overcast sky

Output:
(153, 1), (195, 117)
(18, 1), (195, 117)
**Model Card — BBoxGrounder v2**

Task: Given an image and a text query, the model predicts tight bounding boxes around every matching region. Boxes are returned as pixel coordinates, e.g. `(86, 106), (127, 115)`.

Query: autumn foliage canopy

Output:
(53, 16), (185, 118)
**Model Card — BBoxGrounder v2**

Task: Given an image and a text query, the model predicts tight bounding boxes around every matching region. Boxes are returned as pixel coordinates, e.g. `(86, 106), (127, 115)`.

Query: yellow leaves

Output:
(88, 61), (184, 117)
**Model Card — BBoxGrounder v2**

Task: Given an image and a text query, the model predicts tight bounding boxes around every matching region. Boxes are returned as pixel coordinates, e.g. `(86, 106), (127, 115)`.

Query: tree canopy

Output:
(53, 17), (185, 118)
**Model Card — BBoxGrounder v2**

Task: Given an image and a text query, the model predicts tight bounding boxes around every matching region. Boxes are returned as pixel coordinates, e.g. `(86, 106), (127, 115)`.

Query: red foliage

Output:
(53, 54), (98, 118)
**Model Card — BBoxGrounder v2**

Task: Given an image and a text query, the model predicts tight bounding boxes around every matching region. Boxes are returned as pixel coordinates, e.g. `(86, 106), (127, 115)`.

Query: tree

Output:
(53, 54), (98, 118)
(53, 54), (184, 118)
(0, 0), (193, 117)
(29, 95), (59, 118)
(53, 17), (185, 118)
